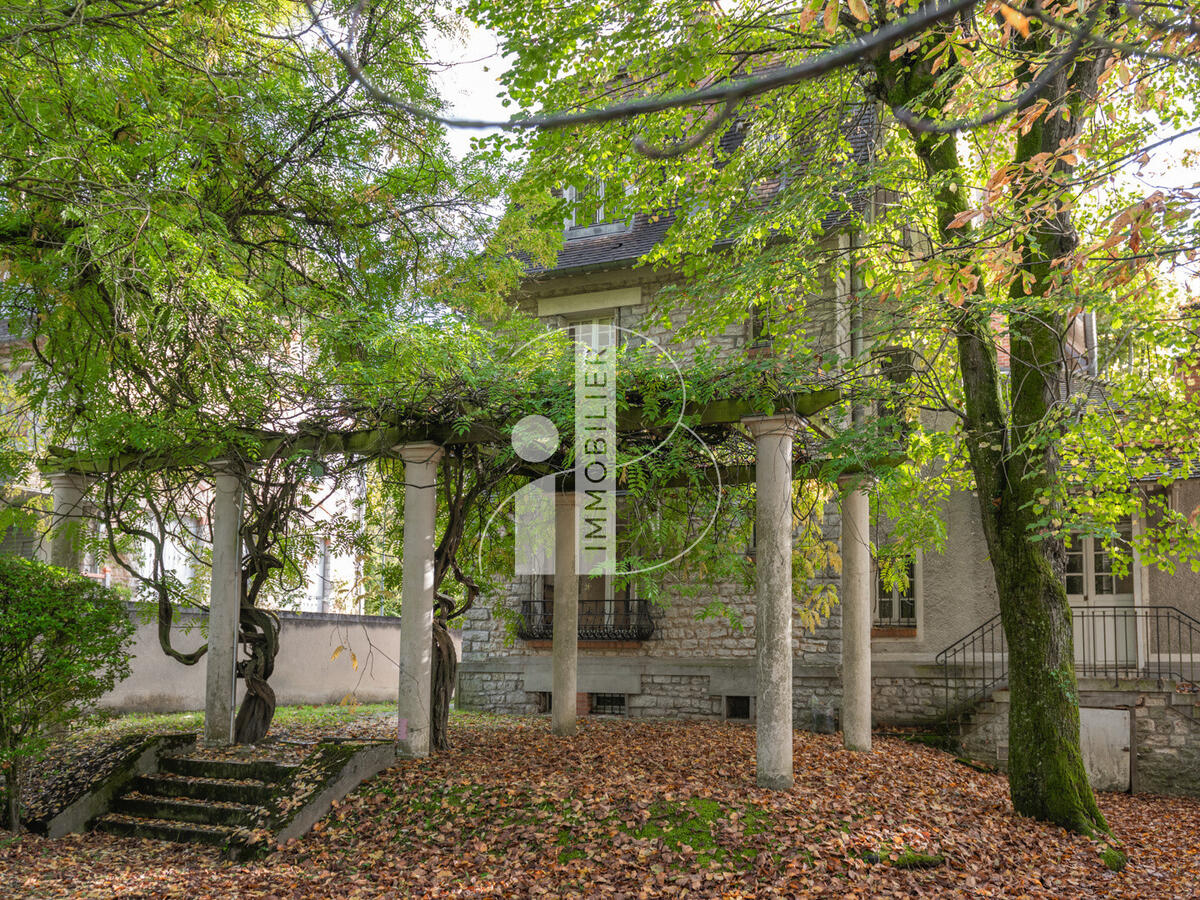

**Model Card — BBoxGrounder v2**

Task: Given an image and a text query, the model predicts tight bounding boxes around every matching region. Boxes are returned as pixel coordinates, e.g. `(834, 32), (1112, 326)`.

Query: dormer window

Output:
(563, 180), (631, 239)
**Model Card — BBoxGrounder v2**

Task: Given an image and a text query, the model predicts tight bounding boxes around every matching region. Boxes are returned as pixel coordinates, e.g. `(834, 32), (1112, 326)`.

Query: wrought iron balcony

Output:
(518, 598), (656, 641)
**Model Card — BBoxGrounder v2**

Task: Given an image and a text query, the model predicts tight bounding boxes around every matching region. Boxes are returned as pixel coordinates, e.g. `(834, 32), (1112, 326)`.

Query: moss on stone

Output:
(892, 848), (945, 869)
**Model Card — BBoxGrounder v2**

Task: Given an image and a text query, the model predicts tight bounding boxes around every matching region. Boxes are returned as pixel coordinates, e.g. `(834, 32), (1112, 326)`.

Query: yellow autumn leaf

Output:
(331, 644), (344, 661)
(351, 651), (358, 671)
(847, 0), (870, 22)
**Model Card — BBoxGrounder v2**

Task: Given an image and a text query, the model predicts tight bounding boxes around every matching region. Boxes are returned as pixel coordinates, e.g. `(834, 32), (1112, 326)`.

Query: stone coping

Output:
(460, 656), (946, 679)
(124, 601), (408, 628)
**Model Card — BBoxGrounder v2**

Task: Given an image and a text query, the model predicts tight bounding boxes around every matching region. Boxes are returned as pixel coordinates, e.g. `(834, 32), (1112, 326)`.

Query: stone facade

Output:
(459, 496), (847, 723)
(870, 670), (947, 725)
(959, 679), (1200, 797)
(1134, 688), (1200, 797)
(460, 191), (1200, 797)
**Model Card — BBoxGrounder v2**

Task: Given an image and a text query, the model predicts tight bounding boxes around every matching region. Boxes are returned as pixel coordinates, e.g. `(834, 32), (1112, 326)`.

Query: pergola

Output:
(43, 386), (877, 790)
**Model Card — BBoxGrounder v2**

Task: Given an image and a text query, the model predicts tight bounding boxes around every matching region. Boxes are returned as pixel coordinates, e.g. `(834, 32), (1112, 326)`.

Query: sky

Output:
(429, 25), (510, 160)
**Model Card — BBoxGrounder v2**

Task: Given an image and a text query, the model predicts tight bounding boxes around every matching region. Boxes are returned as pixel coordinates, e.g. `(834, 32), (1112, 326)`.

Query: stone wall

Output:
(1134, 689), (1200, 797)
(627, 674), (721, 719)
(455, 669), (537, 716)
(457, 660), (846, 729)
(871, 668), (947, 726)
(959, 679), (1200, 798)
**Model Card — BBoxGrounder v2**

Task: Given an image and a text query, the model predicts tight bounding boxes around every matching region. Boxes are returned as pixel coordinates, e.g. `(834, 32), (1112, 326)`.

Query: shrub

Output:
(0, 556), (135, 830)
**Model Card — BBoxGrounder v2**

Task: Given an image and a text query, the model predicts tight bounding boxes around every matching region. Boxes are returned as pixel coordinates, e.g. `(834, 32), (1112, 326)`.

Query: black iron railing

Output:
(517, 598), (656, 641)
(937, 605), (1200, 731)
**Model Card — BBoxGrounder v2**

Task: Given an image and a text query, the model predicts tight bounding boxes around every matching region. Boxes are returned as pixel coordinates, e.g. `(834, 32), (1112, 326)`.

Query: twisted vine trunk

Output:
(430, 617), (458, 752)
(234, 605), (280, 744)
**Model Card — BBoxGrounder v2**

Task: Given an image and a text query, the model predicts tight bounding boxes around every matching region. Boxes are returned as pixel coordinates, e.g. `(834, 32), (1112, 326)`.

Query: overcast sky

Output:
(430, 25), (510, 160)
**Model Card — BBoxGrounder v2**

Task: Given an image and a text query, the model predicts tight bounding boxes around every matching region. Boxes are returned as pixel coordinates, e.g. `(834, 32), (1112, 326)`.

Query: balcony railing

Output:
(517, 598), (656, 641)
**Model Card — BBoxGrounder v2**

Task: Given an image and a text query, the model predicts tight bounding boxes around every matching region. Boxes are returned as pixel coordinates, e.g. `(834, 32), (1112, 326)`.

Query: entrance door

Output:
(1066, 520), (1137, 674)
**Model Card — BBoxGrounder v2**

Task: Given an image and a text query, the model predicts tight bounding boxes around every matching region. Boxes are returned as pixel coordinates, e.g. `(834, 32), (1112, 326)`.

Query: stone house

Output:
(457, 114), (1200, 798)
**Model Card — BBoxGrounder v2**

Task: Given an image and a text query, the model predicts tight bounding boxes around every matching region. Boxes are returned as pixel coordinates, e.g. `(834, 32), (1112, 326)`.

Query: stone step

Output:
(131, 773), (275, 805)
(113, 794), (258, 827)
(94, 813), (239, 847)
(160, 756), (297, 784)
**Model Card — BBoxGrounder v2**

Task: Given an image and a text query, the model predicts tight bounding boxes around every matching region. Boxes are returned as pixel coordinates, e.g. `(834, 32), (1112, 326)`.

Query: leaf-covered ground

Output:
(3, 711), (1198, 898)
(17, 705), (398, 822)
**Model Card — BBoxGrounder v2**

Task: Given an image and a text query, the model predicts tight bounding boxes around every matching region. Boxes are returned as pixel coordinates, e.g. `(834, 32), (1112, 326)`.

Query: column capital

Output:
(742, 412), (804, 439)
(395, 441), (445, 466)
(206, 457), (250, 476)
(836, 472), (876, 490)
(46, 470), (91, 489)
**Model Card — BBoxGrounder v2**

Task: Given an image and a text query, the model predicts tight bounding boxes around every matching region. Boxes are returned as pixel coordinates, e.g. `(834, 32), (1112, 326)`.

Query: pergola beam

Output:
(39, 389), (843, 477)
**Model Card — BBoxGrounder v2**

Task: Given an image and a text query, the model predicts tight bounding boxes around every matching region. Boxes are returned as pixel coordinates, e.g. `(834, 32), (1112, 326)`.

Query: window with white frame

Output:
(563, 180), (629, 238)
(1065, 518), (1134, 602)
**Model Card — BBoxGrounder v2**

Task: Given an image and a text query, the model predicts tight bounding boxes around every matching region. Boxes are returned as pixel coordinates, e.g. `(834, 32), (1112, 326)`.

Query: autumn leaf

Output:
(998, 2), (1031, 38)
(823, 0), (839, 34)
(947, 208), (983, 229)
(846, 0), (870, 23)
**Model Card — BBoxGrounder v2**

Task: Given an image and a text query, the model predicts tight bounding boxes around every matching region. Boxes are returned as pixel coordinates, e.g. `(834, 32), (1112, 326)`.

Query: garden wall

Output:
(99, 606), (448, 713)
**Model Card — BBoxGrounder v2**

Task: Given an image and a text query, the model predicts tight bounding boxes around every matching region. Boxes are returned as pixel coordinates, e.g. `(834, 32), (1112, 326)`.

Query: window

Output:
(874, 555), (917, 630)
(563, 180), (629, 239)
(747, 304), (772, 353)
(1065, 519), (1134, 601)
(725, 695), (752, 721)
(589, 693), (626, 716)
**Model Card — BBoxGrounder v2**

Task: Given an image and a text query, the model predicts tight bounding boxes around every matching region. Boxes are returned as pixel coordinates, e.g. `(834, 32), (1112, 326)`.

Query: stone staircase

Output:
(958, 689), (1009, 769)
(94, 754), (297, 846)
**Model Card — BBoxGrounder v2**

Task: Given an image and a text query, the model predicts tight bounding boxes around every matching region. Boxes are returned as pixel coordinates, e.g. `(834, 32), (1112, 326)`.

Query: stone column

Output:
(48, 472), (89, 572)
(552, 491), (579, 737)
(396, 442), (444, 758)
(840, 480), (872, 752)
(745, 413), (803, 790)
(204, 468), (243, 745)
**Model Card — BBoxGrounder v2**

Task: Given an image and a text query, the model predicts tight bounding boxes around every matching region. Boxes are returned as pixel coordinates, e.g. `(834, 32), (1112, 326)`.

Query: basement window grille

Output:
(589, 693), (626, 716)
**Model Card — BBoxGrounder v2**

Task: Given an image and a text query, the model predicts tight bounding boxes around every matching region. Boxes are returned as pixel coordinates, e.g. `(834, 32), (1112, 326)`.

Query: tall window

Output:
(874, 555), (916, 629)
(1065, 519), (1134, 601)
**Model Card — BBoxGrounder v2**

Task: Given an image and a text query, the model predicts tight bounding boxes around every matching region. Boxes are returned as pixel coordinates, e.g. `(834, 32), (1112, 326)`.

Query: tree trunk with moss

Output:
(870, 15), (1117, 845)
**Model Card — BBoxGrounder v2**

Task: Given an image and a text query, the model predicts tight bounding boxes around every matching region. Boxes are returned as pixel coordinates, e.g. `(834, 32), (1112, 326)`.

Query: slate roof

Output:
(525, 103), (879, 279)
